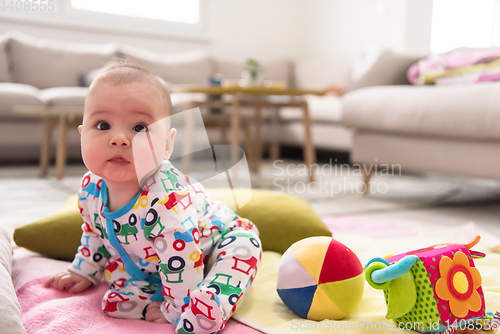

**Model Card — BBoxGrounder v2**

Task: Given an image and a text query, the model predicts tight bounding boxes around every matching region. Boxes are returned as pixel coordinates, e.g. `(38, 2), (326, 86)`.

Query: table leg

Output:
(39, 118), (54, 177)
(269, 108), (280, 161)
(361, 164), (373, 196)
(55, 115), (68, 180)
(231, 95), (241, 167)
(252, 106), (262, 173)
(302, 102), (316, 182)
(220, 122), (228, 145)
(243, 122), (254, 172)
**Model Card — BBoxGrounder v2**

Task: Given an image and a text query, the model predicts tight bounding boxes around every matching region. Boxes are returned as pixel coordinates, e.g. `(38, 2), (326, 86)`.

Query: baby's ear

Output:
(163, 128), (177, 160)
(78, 125), (82, 134)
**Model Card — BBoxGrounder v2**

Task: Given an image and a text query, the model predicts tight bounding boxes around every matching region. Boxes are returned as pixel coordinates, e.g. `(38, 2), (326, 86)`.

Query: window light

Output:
(71, 0), (199, 24)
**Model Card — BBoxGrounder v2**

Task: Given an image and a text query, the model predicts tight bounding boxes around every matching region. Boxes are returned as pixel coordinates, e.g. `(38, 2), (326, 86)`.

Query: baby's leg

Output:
(175, 228), (262, 334)
(176, 286), (225, 334)
(102, 279), (161, 320)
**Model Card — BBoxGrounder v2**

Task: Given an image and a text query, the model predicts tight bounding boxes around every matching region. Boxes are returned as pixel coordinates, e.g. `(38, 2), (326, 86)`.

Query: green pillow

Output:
(14, 195), (83, 261)
(210, 189), (331, 253)
(14, 189), (331, 260)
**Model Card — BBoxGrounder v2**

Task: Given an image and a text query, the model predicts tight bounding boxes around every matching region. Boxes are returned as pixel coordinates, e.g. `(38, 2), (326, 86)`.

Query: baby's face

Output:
(79, 80), (173, 187)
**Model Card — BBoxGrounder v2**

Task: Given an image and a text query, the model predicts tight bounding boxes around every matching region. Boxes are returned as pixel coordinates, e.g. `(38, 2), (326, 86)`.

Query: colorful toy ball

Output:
(276, 237), (364, 320)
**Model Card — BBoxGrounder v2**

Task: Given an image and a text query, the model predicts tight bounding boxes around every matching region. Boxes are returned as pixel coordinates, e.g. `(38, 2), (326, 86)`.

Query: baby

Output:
(44, 60), (262, 334)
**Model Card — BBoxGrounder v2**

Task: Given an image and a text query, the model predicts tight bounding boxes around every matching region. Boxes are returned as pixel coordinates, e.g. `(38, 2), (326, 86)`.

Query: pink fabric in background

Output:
(322, 216), (416, 239)
(407, 50), (500, 85)
(17, 276), (261, 334)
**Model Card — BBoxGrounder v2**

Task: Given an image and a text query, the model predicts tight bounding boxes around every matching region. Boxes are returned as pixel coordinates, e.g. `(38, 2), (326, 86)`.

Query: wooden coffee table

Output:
(171, 85), (327, 182)
(12, 106), (83, 180)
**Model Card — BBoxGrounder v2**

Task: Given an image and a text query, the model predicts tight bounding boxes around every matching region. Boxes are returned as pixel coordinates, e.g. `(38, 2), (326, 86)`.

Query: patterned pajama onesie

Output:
(68, 160), (262, 333)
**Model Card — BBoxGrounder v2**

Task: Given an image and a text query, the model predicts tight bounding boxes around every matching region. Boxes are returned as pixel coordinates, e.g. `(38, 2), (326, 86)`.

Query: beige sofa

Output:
(0, 31), (352, 164)
(343, 83), (500, 189)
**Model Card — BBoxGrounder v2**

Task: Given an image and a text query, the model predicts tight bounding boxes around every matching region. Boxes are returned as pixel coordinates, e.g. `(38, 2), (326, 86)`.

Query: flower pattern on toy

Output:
(365, 239), (486, 333)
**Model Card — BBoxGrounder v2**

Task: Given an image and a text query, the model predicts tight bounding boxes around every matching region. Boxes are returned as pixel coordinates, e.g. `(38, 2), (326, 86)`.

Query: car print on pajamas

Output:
(114, 214), (138, 245)
(93, 213), (108, 239)
(143, 208), (165, 241)
(207, 273), (242, 306)
(160, 168), (185, 192)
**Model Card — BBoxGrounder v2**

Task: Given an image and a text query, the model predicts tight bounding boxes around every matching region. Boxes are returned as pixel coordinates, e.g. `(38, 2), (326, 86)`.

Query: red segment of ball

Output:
(318, 238), (363, 284)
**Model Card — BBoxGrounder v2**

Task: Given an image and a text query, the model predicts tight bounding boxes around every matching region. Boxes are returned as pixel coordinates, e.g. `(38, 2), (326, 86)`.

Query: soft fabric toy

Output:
(276, 237), (364, 320)
(365, 236), (490, 333)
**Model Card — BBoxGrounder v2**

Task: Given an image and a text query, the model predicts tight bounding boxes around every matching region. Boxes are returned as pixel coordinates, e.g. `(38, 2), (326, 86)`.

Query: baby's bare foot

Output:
(145, 301), (169, 324)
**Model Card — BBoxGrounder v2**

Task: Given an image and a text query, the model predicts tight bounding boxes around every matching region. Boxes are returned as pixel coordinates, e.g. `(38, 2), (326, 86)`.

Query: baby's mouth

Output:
(109, 156), (129, 164)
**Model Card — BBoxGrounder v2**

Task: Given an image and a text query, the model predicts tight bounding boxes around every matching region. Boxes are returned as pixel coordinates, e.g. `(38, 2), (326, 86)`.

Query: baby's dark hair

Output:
(89, 59), (172, 114)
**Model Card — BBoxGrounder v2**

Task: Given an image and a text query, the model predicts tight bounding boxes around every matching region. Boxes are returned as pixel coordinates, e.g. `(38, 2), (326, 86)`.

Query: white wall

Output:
(207, 0), (311, 61)
(0, 0), (433, 60)
(208, 0), (433, 60)
(301, 0), (433, 59)
(405, 0), (433, 55)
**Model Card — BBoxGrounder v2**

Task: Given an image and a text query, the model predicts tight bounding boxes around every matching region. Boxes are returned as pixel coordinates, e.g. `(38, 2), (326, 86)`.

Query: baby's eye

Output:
(96, 122), (110, 131)
(133, 124), (148, 132)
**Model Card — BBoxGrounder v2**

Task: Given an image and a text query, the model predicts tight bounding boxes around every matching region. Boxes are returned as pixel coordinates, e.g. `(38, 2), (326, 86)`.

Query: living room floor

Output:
(2, 159), (500, 246)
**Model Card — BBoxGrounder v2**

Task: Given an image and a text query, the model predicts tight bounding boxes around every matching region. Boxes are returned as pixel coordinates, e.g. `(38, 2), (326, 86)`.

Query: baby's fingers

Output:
(44, 272), (64, 288)
(68, 279), (92, 293)
(154, 317), (169, 324)
(43, 276), (55, 288)
(55, 274), (78, 291)
(148, 301), (162, 310)
(145, 302), (169, 323)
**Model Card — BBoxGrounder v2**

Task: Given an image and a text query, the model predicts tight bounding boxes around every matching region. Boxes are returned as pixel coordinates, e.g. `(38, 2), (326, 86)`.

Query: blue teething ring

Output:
(365, 262), (391, 290)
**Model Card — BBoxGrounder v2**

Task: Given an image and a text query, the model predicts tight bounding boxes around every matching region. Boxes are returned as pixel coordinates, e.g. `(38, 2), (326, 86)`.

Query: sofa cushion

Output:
(212, 57), (243, 81)
(280, 95), (343, 123)
(213, 56), (293, 87)
(0, 83), (44, 118)
(40, 87), (88, 107)
(0, 34), (11, 82)
(347, 51), (422, 91)
(79, 69), (100, 87)
(170, 92), (207, 113)
(262, 58), (293, 86)
(278, 121), (352, 151)
(342, 83), (500, 141)
(118, 45), (212, 85)
(294, 58), (352, 89)
(9, 32), (118, 89)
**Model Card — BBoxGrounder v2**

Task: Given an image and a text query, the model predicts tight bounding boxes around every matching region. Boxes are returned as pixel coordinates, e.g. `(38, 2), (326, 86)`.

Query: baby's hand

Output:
(145, 301), (169, 324)
(43, 270), (93, 293)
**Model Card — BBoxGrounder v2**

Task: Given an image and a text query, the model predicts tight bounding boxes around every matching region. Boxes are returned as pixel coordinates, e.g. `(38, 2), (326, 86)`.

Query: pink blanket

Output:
(407, 50), (500, 85)
(18, 277), (261, 334)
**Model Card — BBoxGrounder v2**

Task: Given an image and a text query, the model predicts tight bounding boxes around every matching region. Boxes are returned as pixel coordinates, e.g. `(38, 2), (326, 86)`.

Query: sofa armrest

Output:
(346, 51), (423, 92)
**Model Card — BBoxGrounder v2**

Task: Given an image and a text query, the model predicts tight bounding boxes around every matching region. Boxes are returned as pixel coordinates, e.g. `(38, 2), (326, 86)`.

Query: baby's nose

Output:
(110, 132), (130, 147)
